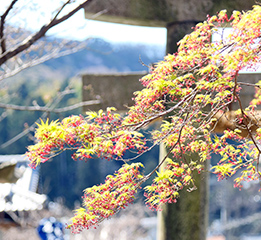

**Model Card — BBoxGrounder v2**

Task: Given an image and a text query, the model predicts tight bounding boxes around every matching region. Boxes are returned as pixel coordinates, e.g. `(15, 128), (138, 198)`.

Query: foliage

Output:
(0, 38), (162, 155)
(0, 38), (162, 209)
(68, 162), (144, 232)
(27, 5), (261, 232)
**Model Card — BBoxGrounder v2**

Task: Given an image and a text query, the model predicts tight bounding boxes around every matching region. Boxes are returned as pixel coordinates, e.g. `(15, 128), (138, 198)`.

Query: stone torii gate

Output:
(82, 1), (256, 240)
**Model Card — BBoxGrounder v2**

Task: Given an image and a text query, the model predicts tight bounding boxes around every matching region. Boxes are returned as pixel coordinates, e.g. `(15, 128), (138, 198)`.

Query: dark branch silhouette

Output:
(0, 0), (18, 54)
(0, 0), (93, 66)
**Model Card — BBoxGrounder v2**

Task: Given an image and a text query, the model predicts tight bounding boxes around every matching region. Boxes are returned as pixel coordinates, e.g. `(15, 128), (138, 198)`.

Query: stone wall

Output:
(82, 72), (146, 112)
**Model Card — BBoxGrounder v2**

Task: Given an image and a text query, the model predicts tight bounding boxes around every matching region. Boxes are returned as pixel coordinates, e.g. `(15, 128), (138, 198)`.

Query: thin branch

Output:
(238, 82), (261, 88)
(141, 126), (183, 184)
(90, 9), (108, 19)
(0, 87), (75, 149)
(51, 0), (71, 22)
(54, 99), (101, 113)
(140, 105), (196, 185)
(132, 89), (199, 131)
(0, 0), (18, 54)
(0, 0), (93, 66)
(0, 40), (88, 81)
(0, 99), (101, 113)
(0, 111), (8, 122)
(139, 55), (151, 69)
(233, 74), (261, 154)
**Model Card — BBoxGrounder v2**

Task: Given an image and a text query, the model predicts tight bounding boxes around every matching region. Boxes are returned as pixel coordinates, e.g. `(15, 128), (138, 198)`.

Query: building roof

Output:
(0, 155), (47, 212)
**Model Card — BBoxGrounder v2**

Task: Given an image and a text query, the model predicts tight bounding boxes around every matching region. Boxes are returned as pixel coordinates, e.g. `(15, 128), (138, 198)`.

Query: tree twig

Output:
(0, 0), (93, 66)
(0, 99), (101, 113)
(0, 40), (88, 81)
(0, 87), (80, 149)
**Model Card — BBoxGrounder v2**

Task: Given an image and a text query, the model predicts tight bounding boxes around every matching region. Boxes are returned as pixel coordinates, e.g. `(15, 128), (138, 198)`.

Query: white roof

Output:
(0, 154), (28, 163)
(0, 155), (47, 212)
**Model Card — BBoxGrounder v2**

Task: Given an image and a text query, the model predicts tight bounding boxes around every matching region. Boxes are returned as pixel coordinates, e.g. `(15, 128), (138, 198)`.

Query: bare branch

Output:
(0, 40), (88, 81)
(54, 99), (101, 113)
(51, 0), (71, 22)
(132, 89), (199, 131)
(0, 0), (18, 54)
(0, 87), (76, 149)
(0, 0), (93, 66)
(233, 74), (261, 153)
(0, 99), (101, 113)
(238, 82), (261, 88)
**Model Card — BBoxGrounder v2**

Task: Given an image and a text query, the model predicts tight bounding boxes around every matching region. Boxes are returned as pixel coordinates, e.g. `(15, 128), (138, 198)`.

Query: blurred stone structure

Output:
(82, 72), (146, 112)
(84, 0), (256, 54)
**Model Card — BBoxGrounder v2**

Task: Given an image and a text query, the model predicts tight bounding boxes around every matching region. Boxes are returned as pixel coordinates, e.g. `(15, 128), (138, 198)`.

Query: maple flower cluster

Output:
(26, 5), (261, 232)
(145, 158), (203, 210)
(27, 108), (146, 168)
(67, 163), (144, 233)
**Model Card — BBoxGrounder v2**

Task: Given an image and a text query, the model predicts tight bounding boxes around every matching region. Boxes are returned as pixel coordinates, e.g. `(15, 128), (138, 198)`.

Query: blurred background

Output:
(0, 1), (260, 240)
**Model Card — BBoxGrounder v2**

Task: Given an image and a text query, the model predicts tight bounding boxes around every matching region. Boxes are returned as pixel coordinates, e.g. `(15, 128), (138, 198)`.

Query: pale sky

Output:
(1, 0), (167, 46)
(49, 10), (167, 45)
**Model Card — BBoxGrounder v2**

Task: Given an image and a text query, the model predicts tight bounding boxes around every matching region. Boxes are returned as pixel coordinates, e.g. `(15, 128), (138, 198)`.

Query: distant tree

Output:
(27, 4), (261, 234)
(0, 0), (94, 80)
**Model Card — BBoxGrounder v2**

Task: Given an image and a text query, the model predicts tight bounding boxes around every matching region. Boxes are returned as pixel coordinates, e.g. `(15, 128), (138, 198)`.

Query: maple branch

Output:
(233, 74), (261, 155)
(132, 89), (199, 131)
(142, 99), (198, 184)
(142, 127), (182, 184)
(0, 0), (93, 66)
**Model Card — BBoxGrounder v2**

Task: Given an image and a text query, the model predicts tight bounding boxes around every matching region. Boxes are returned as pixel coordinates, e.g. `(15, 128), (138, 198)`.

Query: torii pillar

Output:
(83, 1), (256, 240)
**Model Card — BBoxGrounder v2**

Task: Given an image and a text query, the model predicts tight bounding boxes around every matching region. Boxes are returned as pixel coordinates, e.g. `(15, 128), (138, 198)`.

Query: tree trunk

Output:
(157, 21), (209, 240)
(157, 144), (209, 240)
